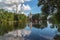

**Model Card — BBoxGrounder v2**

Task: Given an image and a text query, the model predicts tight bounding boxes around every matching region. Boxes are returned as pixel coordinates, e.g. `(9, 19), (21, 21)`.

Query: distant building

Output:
(29, 12), (32, 21)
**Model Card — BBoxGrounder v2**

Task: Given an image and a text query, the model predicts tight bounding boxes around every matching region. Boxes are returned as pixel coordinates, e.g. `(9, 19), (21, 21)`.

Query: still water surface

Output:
(0, 21), (60, 40)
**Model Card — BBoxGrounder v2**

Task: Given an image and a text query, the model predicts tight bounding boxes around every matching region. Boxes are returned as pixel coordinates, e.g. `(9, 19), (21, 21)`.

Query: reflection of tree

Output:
(13, 22), (26, 29)
(0, 22), (26, 35)
(48, 20), (57, 28)
(50, 24), (57, 29)
(49, 22), (60, 32)
(58, 28), (60, 32)
(56, 24), (60, 32)
(53, 25), (60, 40)
(32, 23), (41, 29)
(49, 20), (60, 40)
(48, 20), (60, 40)
(54, 34), (60, 40)
(0, 23), (14, 35)
(48, 20), (60, 30)
(17, 22), (26, 29)
(32, 20), (47, 29)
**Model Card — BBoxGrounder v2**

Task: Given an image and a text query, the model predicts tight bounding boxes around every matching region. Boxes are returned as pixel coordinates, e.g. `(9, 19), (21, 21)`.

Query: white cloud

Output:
(4, 7), (12, 10)
(0, 0), (31, 4)
(3, 4), (31, 13)
(0, 0), (2, 2)
(23, 4), (31, 11)
(0, 0), (24, 5)
(24, 0), (31, 1)
(0, 0), (31, 13)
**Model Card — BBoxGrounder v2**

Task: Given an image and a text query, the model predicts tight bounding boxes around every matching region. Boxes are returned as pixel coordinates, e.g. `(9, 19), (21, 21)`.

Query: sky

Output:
(0, 0), (42, 15)
(24, 0), (42, 14)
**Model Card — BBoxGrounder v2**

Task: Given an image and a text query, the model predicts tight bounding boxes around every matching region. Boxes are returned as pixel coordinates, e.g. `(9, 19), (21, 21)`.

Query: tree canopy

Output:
(38, 0), (60, 23)
(0, 9), (27, 23)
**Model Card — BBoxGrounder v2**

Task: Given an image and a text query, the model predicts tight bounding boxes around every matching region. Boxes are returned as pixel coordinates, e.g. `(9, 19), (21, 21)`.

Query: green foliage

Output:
(0, 9), (27, 22)
(32, 13), (47, 21)
(52, 13), (60, 24)
(18, 14), (27, 22)
(0, 9), (14, 22)
(32, 13), (40, 21)
(38, 0), (60, 23)
(0, 9), (28, 35)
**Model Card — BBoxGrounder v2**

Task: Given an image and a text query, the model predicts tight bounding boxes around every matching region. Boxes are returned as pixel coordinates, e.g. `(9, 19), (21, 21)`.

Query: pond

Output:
(0, 21), (60, 40)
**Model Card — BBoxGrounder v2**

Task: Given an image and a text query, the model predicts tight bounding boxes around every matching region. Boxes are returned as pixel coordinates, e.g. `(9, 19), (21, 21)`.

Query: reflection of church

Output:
(29, 22), (32, 30)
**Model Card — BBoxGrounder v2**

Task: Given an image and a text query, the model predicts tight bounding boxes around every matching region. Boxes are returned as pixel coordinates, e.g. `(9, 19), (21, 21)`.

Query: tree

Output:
(38, 0), (60, 23)
(32, 13), (40, 22)
(0, 9), (28, 23)
(18, 14), (27, 22)
(38, 0), (60, 14)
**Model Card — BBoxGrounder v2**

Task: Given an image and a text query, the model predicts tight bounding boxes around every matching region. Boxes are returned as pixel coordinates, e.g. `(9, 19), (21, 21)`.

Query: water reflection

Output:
(3, 29), (31, 40)
(32, 20), (47, 29)
(48, 20), (60, 40)
(54, 34), (60, 40)
(28, 22), (32, 30)
(0, 22), (26, 35)
(0, 20), (60, 40)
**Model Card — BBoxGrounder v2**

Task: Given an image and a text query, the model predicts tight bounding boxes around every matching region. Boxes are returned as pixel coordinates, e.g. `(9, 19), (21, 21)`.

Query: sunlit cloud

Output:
(22, 4), (31, 11)
(0, 0), (31, 4)
(0, 0), (31, 13)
